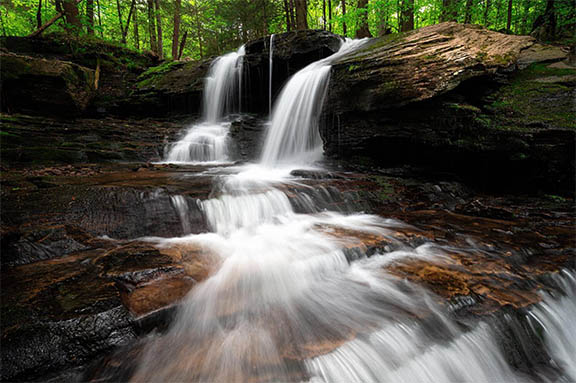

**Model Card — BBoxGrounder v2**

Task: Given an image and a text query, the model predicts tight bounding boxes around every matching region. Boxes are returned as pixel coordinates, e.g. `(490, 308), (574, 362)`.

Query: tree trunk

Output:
(356, 0), (372, 37)
(520, 0), (531, 33)
(484, 0), (491, 26)
(506, 0), (513, 30)
(147, 0), (157, 53)
(133, 5), (140, 49)
(440, 0), (458, 22)
(323, 0), (326, 30)
(154, 0), (163, 58)
(341, 0), (347, 35)
(464, 0), (474, 23)
(328, 0), (332, 31)
(193, 3), (203, 58)
(116, 0), (125, 41)
(295, 0), (308, 30)
(284, 0), (292, 31)
(97, 0), (103, 37)
(289, 0), (297, 31)
(61, 0), (82, 29)
(172, 0), (181, 59)
(399, 0), (414, 32)
(124, 0), (136, 44)
(86, 0), (94, 34)
(178, 30), (188, 59)
(36, 0), (42, 29)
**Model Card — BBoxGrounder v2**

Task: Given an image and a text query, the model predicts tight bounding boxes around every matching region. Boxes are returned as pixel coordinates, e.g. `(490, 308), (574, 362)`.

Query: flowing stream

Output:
(128, 38), (575, 382)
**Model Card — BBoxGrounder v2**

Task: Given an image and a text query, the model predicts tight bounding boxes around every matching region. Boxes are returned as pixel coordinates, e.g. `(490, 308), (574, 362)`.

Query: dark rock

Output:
(228, 114), (267, 160)
(0, 53), (95, 116)
(243, 29), (343, 114)
(321, 23), (575, 194)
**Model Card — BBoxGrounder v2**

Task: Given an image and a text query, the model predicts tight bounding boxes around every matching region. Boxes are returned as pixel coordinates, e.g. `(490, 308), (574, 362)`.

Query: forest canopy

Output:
(2, 0), (575, 60)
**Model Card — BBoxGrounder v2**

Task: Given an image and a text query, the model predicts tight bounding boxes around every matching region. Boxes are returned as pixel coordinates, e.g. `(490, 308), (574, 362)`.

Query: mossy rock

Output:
(0, 53), (95, 116)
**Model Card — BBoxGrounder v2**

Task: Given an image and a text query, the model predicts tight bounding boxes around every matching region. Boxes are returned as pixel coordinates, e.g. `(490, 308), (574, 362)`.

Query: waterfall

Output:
(269, 34), (274, 115)
(117, 35), (576, 383)
(260, 39), (365, 166)
(164, 46), (245, 163)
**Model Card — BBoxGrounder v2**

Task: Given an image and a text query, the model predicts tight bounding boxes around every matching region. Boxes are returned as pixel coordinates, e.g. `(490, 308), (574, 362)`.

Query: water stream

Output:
(125, 38), (575, 382)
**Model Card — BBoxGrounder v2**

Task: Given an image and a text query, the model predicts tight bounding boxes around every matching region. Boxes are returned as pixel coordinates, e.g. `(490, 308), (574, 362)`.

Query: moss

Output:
(347, 64), (360, 72)
(135, 61), (184, 89)
(371, 176), (395, 201)
(490, 62), (576, 130)
(0, 131), (19, 137)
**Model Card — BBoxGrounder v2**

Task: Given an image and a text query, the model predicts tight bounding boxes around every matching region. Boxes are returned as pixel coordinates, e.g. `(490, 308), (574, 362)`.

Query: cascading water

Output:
(112, 36), (576, 383)
(261, 38), (365, 166)
(164, 46), (245, 163)
(269, 34), (275, 114)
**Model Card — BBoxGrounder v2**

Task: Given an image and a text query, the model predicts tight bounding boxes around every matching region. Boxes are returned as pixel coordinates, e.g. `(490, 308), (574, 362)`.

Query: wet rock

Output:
(0, 238), (215, 382)
(0, 52), (95, 116)
(228, 114), (267, 160)
(243, 29), (343, 114)
(0, 114), (183, 165)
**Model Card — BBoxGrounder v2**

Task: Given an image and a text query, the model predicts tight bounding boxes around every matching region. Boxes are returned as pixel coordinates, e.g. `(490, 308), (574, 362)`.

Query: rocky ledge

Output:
(322, 22), (575, 195)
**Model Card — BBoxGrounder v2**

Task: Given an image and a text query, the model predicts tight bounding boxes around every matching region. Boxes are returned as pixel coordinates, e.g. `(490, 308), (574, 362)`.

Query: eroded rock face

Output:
(321, 22), (575, 194)
(125, 30), (343, 116)
(1, 53), (95, 115)
(243, 29), (343, 113)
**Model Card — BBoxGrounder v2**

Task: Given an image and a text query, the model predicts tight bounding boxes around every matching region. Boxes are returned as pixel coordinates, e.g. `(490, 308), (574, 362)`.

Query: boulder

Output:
(1, 53), (95, 115)
(321, 22), (575, 194)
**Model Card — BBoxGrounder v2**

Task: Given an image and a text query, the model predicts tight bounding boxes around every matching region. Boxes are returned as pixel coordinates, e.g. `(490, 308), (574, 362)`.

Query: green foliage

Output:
(2, 0), (574, 60)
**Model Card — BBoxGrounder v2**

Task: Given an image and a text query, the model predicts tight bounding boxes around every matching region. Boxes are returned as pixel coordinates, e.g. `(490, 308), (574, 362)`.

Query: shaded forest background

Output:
(2, 0), (575, 60)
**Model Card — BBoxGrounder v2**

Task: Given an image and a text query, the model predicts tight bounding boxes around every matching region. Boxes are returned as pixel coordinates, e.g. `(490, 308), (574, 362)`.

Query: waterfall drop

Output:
(260, 39), (365, 166)
(164, 46), (245, 163)
(269, 34), (275, 115)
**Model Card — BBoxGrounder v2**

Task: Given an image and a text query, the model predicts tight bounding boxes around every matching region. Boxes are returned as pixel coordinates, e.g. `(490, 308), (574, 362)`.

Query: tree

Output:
(464, 0), (474, 23)
(506, 0), (513, 30)
(172, 0), (181, 59)
(484, 0), (491, 26)
(154, 0), (163, 58)
(36, 0), (42, 29)
(531, 0), (556, 40)
(356, 0), (372, 37)
(400, 0), (415, 31)
(284, 0), (292, 31)
(323, 0), (326, 30)
(440, 0), (458, 22)
(86, 0), (94, 34)
(295, 0), (308, 29)
(341, 0), (347, 35)
(59, 0), (82, 29)
(116, 0), (136, 44)
(147, 0), (157, 53)
(133, 4), (140, 49)
(328, 0), (332, 31)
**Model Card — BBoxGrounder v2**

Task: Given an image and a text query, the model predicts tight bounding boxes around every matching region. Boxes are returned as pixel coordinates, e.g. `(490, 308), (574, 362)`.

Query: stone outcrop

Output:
(243, 29), (343, 113)
(1, 53), (95, 115)
(321, 22), (575, 194)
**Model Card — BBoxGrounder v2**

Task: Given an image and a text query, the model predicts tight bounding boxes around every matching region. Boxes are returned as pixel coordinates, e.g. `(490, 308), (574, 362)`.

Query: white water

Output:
(129, 37), (576, 383)
(530, 269), (576, 381)
(261, 38), (365, 166)
(164, 46), (245, 163)
(269, 34), (275, 114)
